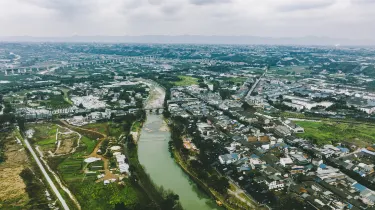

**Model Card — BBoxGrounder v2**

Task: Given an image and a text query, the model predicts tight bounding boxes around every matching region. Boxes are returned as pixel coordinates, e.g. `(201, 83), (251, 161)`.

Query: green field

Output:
(174, 75), (199, 86)
(80, 136), (97, 154)
(222, 77), (247, 84)
(40, 95), (72, 109)
(61, 88), (73, 105)
(82, 122), (108, 135)
(37, 138), (56, 146)
(295, 120), (375, 146)
(30, 123), (58, 146)
(270, 66), (310, 75)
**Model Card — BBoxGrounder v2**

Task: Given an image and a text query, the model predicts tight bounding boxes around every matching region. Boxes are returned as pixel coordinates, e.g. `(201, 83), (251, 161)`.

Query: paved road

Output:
(23, 138), (70, 210)
(245, 66), (268, 98)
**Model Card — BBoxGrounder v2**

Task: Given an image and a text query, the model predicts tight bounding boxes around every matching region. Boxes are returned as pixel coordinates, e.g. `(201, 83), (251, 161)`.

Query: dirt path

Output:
(59, 120), (106, 157)
(228, 189), (256, 209)
(60, 120), (117, 181)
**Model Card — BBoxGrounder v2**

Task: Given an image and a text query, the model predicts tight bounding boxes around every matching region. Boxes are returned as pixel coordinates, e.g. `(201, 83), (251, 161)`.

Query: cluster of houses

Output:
(167, 83), (375, 209)
(243, 74), (375, 116)
(218, 134), (375, 209)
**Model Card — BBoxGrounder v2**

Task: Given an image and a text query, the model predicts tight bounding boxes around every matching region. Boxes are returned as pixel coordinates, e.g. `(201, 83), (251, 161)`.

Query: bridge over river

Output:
(137, 80), (221, 210)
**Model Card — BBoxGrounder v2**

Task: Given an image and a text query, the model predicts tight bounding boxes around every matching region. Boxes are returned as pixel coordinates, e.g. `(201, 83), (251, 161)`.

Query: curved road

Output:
(23, 138), (70, 210)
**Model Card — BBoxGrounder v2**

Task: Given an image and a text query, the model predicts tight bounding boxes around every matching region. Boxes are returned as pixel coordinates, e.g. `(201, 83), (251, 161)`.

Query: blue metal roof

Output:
(353, 183), (366, 192)
(319, 164), (327, 169)
(337, 146), (349, 153)
(231, 153), (239, 159)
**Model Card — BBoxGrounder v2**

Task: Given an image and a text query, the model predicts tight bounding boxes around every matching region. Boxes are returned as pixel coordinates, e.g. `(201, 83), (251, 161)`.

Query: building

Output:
(280, 157), (294, 167)
(274, 125), (292, 137)
(219, 153), (240, 164)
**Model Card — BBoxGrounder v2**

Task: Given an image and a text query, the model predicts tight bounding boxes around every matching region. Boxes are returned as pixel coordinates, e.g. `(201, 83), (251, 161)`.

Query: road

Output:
(23, 138), (70, 210)
(245, 66), (268, 98)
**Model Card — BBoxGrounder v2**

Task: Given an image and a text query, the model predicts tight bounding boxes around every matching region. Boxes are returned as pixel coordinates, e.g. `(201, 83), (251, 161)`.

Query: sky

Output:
(0, 0), (374, 40)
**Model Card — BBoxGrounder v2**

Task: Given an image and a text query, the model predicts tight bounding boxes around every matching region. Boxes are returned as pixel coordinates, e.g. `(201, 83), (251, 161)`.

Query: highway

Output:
(23, 138), (70, 210)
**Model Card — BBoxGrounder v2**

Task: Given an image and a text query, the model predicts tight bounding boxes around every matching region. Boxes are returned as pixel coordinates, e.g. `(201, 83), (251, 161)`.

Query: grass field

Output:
(82, 123), (108, 135)
(295, 120), (375, 146)
(40, 95), (72, 109)
(61, 88), (73, 105)
(80, 136), (97, 154)
(174, 75), (199, 86)
(30, 124), (58, 147)
(222, 77), (247, 84)
(270, 66), (311, 75)
(37, 138), (56, 146)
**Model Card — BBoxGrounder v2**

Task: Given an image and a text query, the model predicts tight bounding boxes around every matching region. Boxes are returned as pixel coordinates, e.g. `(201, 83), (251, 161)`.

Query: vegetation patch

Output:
(80, 136), (97, 154)
(295, 120), (375, 146)
(82, 122), (109, 136)
(173, 76), (199, 86)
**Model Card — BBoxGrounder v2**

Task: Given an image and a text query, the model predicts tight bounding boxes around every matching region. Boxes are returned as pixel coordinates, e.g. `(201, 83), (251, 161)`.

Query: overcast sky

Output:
(0, 0), (374, 40)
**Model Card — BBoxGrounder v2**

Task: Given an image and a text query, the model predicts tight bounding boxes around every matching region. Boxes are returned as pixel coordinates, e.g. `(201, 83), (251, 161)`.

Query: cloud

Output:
(351, 0), (375, 4)
(276, 0), (336, 12)
(0, 0), (374, 41)
(21, 0), (94, 19)
(189, 0), (232, 6)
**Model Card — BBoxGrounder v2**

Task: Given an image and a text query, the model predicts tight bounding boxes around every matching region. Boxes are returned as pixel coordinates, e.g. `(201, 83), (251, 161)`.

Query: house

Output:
(237, 164), (252, 174)
(274, 125), (292, 137)
(290, 154), (309, 165)
(359, 106), (375, 114)
(280, 157), (294, 167)
(219, 153), (240, 164)
(249, 154), (266, 168)
(264, 175), (285, 190)
(283, 120), (305, 133)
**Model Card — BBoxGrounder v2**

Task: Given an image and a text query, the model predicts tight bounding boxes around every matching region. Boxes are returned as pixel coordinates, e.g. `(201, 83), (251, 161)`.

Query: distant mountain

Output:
(0, 35), (374, 46)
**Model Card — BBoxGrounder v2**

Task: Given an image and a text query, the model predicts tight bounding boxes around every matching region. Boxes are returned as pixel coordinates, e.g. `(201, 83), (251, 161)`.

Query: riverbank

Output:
(165, 115), (262, 210)
(138, 114), (218, 210)
(171, 144), (261, 210)
(172, 148), (233, 210)
(126, 116), (182, 210)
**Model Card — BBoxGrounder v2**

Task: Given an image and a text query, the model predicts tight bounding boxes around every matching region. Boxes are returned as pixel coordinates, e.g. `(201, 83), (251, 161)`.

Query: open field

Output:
(174, 75), (199, 86)
(40, 95), (72, 109)
(55, 132), (79, 155)
(222, 77), (247, 84)
(61, 88), (73, 105)
(29, 123), (58, 150)
(80, 136), (97, 154)
(295, 120), (375, 146)
(0, 131), (29, 208)
(53, 120), (149, 209)
(82, 123), (108, 136)
(270, 66), (311, 75)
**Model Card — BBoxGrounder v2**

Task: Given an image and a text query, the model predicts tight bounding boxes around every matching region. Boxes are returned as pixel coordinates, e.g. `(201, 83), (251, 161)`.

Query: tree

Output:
(250, 91), (258, 96)
(17, 117), (26, 133)
(78, 103), (84, 109)
(199, 82), (208, 89)
(208, 175), (229, 194)
(219, 89), (233, 100)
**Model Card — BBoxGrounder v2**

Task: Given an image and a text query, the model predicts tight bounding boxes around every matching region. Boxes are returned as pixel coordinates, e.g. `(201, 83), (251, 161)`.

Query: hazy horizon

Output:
(1, 35), (374, 46)
(1, 0), (375, 44)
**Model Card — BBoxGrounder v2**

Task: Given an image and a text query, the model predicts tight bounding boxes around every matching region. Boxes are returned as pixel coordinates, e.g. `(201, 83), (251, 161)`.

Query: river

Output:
(138, 114), (220, 210)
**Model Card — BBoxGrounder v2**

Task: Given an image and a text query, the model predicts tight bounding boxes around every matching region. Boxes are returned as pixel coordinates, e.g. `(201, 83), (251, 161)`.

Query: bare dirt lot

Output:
(55, 133), (79, 155)
(0, 132), (30, 207)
